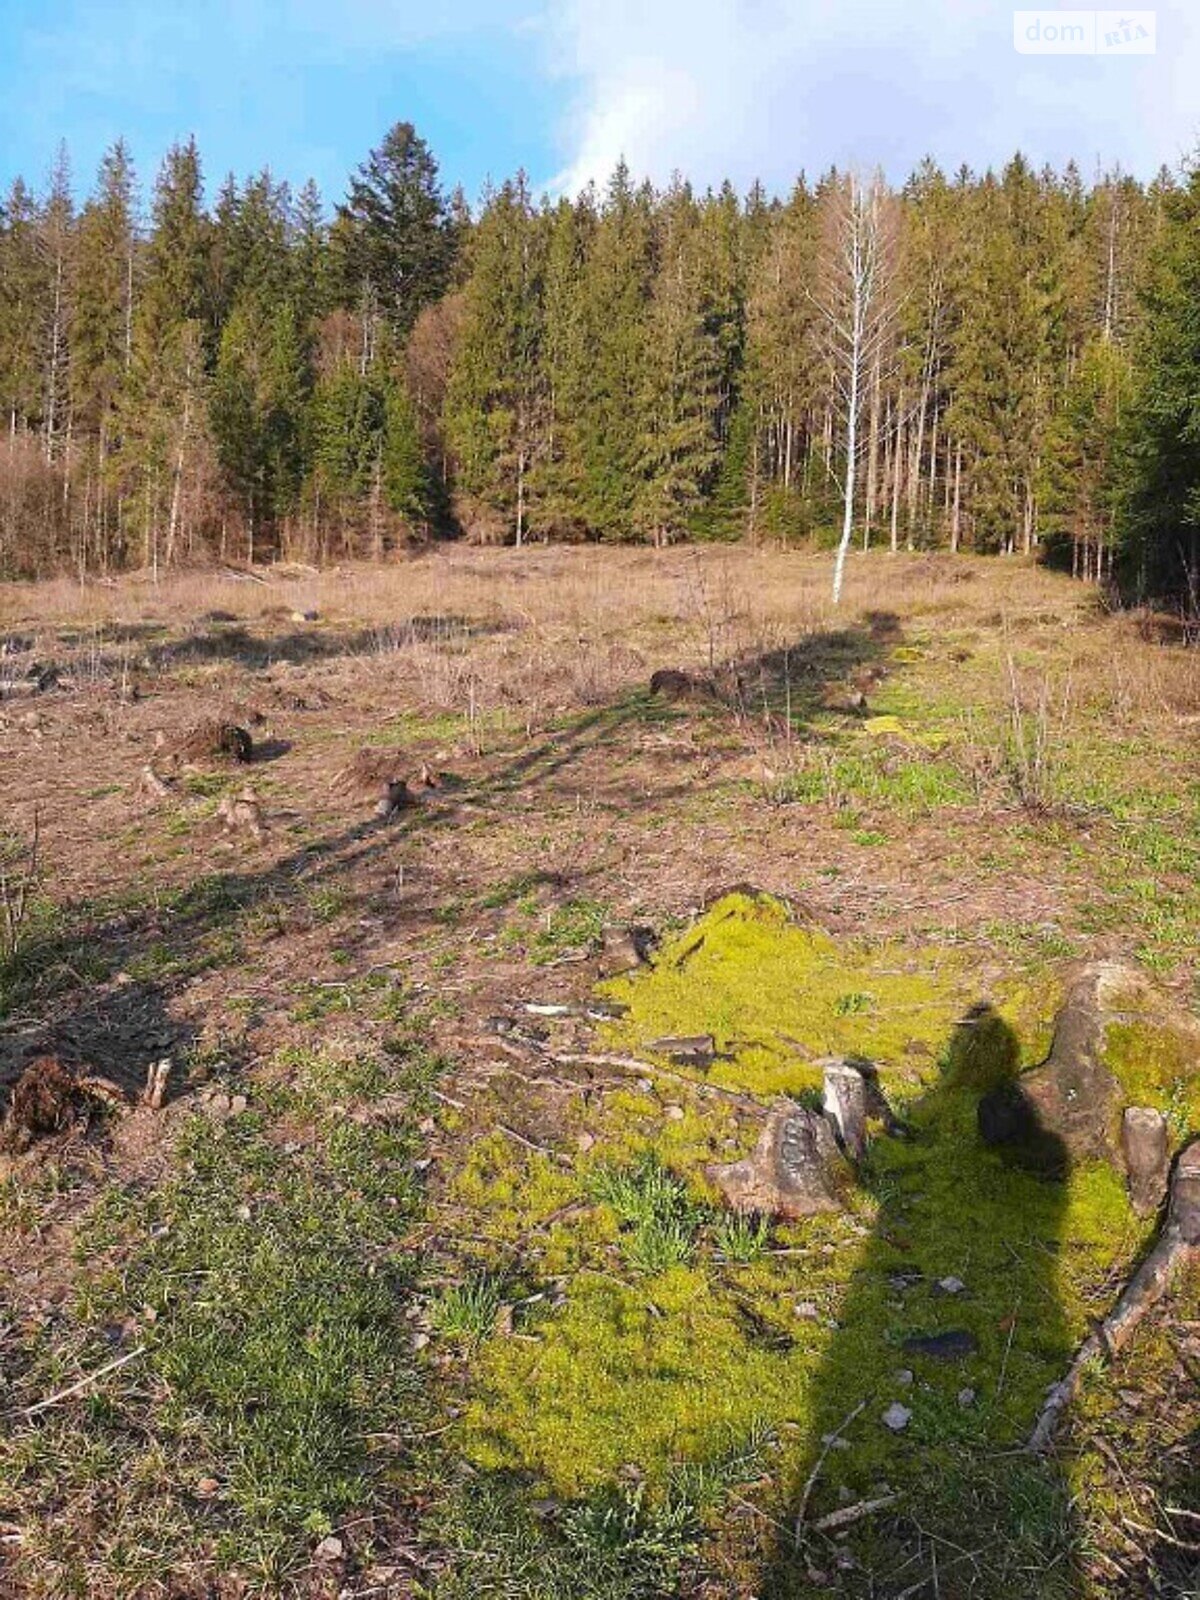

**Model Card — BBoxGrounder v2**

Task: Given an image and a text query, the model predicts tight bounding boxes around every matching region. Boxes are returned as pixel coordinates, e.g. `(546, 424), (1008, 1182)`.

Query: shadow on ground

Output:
(758, 1008), (1081, 1600)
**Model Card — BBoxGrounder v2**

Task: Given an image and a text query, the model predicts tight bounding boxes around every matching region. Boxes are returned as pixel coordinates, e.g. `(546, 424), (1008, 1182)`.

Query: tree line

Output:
(1, 122), (1198, 608)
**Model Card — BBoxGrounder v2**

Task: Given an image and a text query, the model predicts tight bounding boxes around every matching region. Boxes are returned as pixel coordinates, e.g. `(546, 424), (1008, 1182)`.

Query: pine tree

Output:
(382, 377), (429, 526)
(292, 179), (331, 324)
(741, 178), (822, 540)
(209, 291), (312, 553)
(72, 140), (138, 439)
(38, 144), (75, 462)
(116, 139), (213, 568)
(1042, 336), (1130, 579)
(0, 178), (45, 436)
(528, 194), (591, 538)
(570, 164), (654, 541)
(1119, 161), (1200, 607)
(636, 181), (724, 544)
(334, 122), (456, 336)
(947, 159), (1060, 553)
(444, 174), (543, 543)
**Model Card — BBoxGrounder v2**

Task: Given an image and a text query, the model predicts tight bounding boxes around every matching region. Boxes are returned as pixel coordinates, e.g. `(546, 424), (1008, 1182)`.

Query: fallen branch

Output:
(497, 1123), (573, 1166)
(794, 1400), (866, 1540)
(1029, 1139), (1200, 1453)
(23, 1344), (146, 1418)
(554, 1050), (764, 1110)
(812, 1493), (902, 1534)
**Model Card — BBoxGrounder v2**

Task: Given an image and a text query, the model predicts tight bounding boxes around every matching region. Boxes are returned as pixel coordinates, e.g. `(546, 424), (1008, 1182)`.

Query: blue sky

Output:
(1, 0), (1197, 210)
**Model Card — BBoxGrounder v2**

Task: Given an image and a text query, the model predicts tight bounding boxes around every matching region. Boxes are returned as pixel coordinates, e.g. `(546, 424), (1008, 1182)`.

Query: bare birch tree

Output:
(812, 171), (899, 604)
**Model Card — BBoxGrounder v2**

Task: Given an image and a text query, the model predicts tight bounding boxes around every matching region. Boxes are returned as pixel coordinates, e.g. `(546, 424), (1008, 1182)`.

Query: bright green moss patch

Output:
(441, 894), (1171, 1594)
(459, 1074), (1149, 1517)
(601, 893), (991, 1096)
(1102, 1019), (1200, 1137)
(463, 1266), (830, 1496)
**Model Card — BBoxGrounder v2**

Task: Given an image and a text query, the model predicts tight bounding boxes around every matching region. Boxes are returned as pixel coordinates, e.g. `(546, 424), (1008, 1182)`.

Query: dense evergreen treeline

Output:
(1, 122), (1198, 606)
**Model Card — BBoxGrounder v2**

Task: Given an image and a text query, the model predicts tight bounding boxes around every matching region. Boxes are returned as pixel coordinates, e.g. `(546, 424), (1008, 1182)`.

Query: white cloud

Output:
(544, 0), (1200, 194)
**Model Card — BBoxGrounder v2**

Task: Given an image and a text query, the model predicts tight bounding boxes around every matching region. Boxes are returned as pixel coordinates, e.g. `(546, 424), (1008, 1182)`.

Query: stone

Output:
(1122, 1106), (1170, 1217)
(896, 1369), (914, 1387)
(882, 1403), (912, 1432)
(902, 1329), (978, 1362)
(663, 1104), (686, 1122)
(707, 1100), (850, 1219)
(957, 1387), (977, 1408)
(936, 1275), (966, 1295)
(314, 1535), (344, 1562)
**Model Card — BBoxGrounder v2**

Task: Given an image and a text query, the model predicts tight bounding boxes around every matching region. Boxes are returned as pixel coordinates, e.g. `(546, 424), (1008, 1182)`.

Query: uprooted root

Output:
(1, 1055), (130, 1153)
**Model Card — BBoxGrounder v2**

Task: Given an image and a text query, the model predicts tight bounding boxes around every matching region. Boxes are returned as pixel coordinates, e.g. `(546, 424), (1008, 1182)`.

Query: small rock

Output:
(291, 609), (319, 624)
(236, 1204), (251, 1222)
(576, 1131), (596, 1153)
(1123, 1107), (1170, 1218)
(957, 1387), (977, 1408)
(229, 1094), (248, 1115)
(314, 1535), (344, 1562)
(793, 1301), (820, 1320)
(882, 1403), (912, 1432)
(902, 1329), (978, 1363)
(896, 1369), (914, 1387)
(937, 1276), (965, 1295)
(418, 1117), (437, 1136)
(412, 1332), (430, 1351)
(663, 1104), (686, 1122)
(195, 1476), (220, 1497)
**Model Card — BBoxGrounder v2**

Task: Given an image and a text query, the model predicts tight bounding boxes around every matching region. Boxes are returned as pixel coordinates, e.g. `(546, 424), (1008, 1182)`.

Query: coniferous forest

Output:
(2, 120), (1199, 608)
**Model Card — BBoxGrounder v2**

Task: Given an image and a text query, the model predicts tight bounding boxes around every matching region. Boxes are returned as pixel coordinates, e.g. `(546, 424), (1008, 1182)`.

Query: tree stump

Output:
(708, 1100), (850, 1219)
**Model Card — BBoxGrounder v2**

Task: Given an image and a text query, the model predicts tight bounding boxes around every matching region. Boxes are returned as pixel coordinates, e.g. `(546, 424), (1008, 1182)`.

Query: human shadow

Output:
(759, 1006), (1082, 1600)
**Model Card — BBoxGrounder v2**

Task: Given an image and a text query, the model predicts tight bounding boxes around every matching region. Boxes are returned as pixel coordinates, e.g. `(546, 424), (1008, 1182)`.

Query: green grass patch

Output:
(0, 1037), (440, 1595)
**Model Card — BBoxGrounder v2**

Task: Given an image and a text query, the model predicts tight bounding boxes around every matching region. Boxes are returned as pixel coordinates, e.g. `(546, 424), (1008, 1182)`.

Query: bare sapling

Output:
(811, 170), (901, 605)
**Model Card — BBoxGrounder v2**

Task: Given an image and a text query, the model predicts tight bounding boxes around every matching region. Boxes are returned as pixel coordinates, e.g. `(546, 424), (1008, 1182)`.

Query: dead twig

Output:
(812, 1492), (901, 1534)
(496, 1123), (572, 1166)
(0, 807), (40, 962)
(23, 1345), (146, 1418)
(794, 1399), (866, 1541)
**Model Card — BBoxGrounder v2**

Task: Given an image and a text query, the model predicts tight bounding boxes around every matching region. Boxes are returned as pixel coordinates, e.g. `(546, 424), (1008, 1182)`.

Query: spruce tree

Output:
(72, 141), (138, 439)
(444, 174), (543, 542)
(636, 181), (724, 543)
(1120, 161), (1200, 606)
(335, 122), (456, 336)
